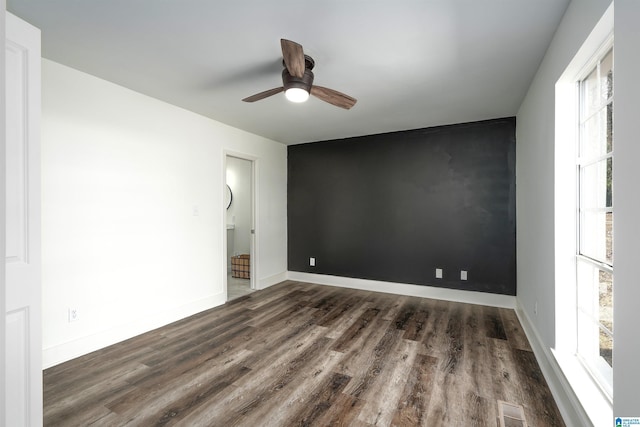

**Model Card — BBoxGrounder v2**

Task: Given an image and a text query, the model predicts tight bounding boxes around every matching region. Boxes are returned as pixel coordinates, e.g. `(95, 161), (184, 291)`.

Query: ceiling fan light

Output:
(285, 87), (309, 103)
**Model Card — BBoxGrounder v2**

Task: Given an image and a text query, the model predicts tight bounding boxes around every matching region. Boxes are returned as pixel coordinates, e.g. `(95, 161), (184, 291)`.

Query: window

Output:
(554, 8), (613, 423)
(576, 47), (613, 395)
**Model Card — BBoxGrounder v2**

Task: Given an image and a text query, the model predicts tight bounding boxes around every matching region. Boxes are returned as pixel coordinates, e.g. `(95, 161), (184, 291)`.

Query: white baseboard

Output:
(258, 271), (288, 290)
(514, 302), (598, 427)
(286, 271), (516, 309)
(42, 292), (226, 369)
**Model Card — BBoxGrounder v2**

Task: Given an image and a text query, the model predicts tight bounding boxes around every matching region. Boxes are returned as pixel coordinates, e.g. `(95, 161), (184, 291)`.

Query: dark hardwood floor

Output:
(44, 281), (565, 426)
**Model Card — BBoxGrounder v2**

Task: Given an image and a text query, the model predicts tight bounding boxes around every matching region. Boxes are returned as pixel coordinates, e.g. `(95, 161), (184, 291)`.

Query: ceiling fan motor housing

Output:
(282, 68), (314, 92)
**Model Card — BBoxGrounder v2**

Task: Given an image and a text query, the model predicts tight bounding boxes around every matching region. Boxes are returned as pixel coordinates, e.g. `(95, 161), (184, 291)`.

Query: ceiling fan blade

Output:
(242, 87), (284, 103)
(310, 86), (357, 110)
(281, 39), (305, 78)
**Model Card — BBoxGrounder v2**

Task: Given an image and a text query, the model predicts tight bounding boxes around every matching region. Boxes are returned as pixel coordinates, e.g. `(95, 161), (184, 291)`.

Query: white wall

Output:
(41, 59), (287, 367)
(517, 0), (640, 422)
(226, 156), (252, 256)
(1, 2), (8, 423)
(612, 0), (640, 417)
(516, 0), (610, 351)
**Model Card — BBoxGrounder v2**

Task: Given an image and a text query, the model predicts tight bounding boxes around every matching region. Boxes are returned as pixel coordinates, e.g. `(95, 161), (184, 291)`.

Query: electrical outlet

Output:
(435, 268), (443, 279)
(461, 270), (468, 281)
(310, 257), (316, 267)
(68, 307), (79, 322)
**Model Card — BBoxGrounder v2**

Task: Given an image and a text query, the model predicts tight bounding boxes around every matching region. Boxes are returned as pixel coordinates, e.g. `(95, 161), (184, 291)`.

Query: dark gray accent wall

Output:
(288, 117), (516, 295)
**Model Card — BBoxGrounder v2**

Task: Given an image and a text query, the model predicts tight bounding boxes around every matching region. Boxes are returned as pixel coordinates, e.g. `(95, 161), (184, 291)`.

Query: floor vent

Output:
(497, 400), (528, 427)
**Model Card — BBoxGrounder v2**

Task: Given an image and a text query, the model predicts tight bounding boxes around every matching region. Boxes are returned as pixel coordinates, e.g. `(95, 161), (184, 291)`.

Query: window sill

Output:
(552, 348), (612, 426)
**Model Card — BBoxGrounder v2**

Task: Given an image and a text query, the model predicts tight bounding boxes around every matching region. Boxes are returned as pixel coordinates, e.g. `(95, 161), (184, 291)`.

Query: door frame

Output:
(223, 151), (258, 299)
(1, 3), (8, 424)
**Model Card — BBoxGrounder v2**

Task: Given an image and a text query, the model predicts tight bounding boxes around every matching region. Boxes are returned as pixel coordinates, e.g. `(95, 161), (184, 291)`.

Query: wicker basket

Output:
(231, 254), (250, 279)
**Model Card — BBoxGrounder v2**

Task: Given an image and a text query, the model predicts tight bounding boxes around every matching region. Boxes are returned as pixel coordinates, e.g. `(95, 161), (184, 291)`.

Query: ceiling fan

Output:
(242, 39), (357, 110)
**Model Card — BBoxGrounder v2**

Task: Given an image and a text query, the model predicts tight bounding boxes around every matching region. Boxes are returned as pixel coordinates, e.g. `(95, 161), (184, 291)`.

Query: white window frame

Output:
(576, 48), (615, 398)
(575, 44), (614, 397)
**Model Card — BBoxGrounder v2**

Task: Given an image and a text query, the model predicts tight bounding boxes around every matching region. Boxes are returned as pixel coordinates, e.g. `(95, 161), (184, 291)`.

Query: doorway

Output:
(225, 155), (255, 300)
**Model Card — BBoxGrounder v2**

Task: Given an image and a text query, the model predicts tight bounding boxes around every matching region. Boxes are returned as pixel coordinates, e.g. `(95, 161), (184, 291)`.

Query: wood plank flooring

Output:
(43, 281), (565, 426)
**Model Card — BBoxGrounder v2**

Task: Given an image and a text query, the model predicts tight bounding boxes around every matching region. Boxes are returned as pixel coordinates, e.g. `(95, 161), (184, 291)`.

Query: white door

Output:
(5, 12), (42, 426)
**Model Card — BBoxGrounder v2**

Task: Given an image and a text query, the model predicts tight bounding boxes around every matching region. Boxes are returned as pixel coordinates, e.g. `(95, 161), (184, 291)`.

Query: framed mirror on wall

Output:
(225, 184), (233, 209)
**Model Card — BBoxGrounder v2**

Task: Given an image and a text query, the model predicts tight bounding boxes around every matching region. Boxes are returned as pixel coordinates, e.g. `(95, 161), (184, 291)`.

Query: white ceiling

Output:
(8, 0), (569, 145)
